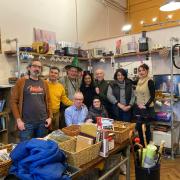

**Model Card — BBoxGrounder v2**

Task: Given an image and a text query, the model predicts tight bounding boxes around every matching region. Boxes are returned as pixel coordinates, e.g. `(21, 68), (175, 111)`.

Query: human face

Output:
(95, 69), (104, 81)
(84, 74), (92, 86)
(29, 61), (42, 78)
(67, 67), (78, 79)
(117, 72), (125, 81)
(73, 93), (84, 109)
(138, 67), (148, 79)
(93, 98), (101, 108)
(49, 69), (59, 82)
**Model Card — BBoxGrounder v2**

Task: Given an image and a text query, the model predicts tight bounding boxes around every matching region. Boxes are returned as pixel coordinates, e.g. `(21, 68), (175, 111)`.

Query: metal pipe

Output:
(169, 37), (179, 159)
(98, 157), (128, 180)
(16, 39), (20, 78)
(6, 38), (20, 78)
(75, 0), (79, 42)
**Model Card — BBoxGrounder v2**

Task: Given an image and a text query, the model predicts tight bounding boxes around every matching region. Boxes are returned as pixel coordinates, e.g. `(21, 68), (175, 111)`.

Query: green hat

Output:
(65, 56), (82, 71)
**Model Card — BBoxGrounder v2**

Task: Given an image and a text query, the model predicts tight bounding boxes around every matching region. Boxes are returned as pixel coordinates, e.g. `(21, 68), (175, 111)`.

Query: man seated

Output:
(65, 92), (88, 126)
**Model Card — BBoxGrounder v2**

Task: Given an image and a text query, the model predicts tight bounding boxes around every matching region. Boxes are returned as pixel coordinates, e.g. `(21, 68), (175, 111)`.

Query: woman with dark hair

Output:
(134, 63), (155, 146)
(107, 68), (135, 122)
(86, 96), (108, 123)
(80, 71), (96, 109)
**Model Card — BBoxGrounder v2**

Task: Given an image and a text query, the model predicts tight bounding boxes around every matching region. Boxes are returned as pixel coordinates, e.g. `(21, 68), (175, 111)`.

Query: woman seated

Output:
(86, 96), (108, 123)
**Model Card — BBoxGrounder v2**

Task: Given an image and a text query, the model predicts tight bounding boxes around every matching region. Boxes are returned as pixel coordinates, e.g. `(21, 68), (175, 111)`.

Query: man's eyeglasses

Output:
(74, 98), (83, 101)
(31, 64), (42, 69)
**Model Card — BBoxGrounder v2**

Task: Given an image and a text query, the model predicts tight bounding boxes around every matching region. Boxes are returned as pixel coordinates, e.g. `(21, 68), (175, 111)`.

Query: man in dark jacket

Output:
(94, 69), (112, 117)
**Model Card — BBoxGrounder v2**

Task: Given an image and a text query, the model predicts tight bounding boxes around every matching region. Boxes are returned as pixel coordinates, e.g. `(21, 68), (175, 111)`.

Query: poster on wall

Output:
(33, 28), (56, 54)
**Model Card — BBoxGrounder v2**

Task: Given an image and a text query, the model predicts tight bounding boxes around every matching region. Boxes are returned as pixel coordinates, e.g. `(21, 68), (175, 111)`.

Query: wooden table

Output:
(72, 140), (130, 180)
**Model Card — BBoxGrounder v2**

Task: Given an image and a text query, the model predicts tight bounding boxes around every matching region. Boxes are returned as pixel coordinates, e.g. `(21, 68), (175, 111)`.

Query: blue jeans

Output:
(19, 122), (48, 142)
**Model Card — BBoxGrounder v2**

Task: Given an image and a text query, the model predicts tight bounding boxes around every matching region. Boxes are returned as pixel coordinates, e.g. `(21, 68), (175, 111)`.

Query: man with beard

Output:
(59, 56), (82, 128)
(11, 59), (52, 141)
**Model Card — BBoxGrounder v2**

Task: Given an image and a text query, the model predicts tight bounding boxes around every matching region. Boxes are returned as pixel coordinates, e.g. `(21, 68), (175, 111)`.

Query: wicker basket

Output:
(59, 138), (101, 167)
(111, 127), (130, 144)
(0, 144), (12, 177)
(62, 125), (80, 136)
(114, 121), (136, 131)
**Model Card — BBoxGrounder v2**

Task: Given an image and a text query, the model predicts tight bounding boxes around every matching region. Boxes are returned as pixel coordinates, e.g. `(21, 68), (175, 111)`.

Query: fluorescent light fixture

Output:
(152, 17), (158, 22)
(160, 0), (180, 11)
(121, 24), (132, 32)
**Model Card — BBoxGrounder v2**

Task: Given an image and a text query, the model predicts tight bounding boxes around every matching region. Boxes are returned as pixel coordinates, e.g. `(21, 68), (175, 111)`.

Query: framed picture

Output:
(153, 74), (180, 96)
(33, 28), (56, 54)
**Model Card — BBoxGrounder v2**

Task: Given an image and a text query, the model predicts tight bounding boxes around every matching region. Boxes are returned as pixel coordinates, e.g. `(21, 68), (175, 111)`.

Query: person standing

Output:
(94, 69), (112, 117)
(134, 63), (155, 146)
(48, 66), (73, 130)
(11, 59), (52, 141)
(65, 92), (88, 126)
(80, 71), (96, 109)
(59, 56), (82, 100)
(59, 56), (82, 128)
(107, 68), (135, 122)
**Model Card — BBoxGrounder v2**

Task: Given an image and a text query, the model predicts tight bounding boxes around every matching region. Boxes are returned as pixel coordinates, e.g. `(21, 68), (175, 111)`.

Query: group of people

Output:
(11, 57), (155, 146)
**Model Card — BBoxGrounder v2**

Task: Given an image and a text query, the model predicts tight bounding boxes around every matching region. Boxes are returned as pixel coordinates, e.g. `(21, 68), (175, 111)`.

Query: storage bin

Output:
(0, 144), (12, 177)
(59, 138), (101, 167)
(64, 165), (80, 178)
(135, 164), (160, 180)
(101, 153), (123, 180)
(62, 125), (80, 136)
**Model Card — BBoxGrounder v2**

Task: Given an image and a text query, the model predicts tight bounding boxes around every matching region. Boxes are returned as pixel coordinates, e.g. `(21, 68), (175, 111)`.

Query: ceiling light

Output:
(152, 17), (158, 22)
(160, 0), (180, 11)
(140, 20), (144, 25)
(121, 24), (132, 32)
(167, 14), (173, 19)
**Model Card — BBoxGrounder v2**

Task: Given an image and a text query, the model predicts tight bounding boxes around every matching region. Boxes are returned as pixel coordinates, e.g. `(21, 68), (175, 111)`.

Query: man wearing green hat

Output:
(59, 56), (82, 128)
(59, 56), (82, 100)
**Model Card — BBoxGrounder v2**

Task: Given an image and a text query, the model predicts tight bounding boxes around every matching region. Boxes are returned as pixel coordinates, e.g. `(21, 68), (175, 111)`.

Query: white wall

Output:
(88, 26), (180, 80)
(0, 0), (126, 83)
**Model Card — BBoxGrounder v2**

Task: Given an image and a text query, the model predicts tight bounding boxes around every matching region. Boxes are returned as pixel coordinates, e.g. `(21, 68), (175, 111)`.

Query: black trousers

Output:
(136, 117), (151, 147)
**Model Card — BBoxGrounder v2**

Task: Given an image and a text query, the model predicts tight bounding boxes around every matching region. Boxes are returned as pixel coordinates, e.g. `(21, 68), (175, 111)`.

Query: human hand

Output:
(123, 105), (131, 112)
(17, 118), (25, 131)
(45, 118), (52, 128)
(138, 104), (146, 109)
(86, 119), (93, 123)
(95, 87), (100, 94)
(117, 103), (125, 110)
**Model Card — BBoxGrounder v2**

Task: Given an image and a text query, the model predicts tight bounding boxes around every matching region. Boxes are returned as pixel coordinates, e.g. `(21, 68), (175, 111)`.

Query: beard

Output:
(30, 70), (41, 77)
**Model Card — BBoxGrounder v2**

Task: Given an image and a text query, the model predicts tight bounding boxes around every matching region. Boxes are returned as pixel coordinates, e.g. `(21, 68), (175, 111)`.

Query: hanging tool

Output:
(134, 143), (143, 166)
(129, 130), (136, 162)
(156, 140), (165, 165)
(142, 124), (147, 148)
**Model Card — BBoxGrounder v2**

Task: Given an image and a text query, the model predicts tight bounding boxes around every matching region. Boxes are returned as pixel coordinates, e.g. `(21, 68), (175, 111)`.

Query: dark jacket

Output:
(94, 79), (109, 105)
(109, 79), (133, 105)
(86, 105), (108, 123)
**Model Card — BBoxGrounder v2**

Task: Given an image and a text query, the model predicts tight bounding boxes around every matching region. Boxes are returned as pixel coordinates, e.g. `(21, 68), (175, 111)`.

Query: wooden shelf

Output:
(4, 49), (161, 62)
(0, 129), (7, 133)
(0, 110), (10, 116)
(91, 50), (160, 60)
(4, 50), (89, 61)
